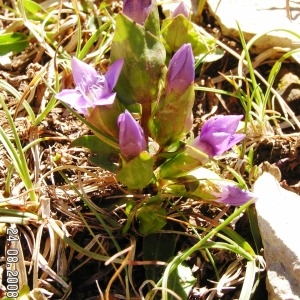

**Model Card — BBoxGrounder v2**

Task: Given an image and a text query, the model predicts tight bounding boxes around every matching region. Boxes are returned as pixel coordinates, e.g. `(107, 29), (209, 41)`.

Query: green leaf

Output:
(149, 84), (195, 147)
(22, 0), (50, 21)
(136, 204), (167, 234)
(222, 227), (256, 257)
(144, 0), (161, 37)
(239, 260), (257, 300)
(18, 284), (31, 299)
(159, 152), (203, 179)
(0, 33), (29, 55)
(70, 135), (119, 173)
(167, 263), (196, 300)
(143, 228), (176, 282)
(110, 13), (166, 105)
(161, 15), (216, 57)
(86, 100), (124, 141)
(176, 175), (199, 192)
(117, 152), (154, 189)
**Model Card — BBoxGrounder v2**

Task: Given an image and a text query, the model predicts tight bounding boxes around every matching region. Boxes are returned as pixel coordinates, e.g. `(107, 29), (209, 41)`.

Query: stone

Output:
(253, 172), (300, 299)
(206, 0), (300, 53)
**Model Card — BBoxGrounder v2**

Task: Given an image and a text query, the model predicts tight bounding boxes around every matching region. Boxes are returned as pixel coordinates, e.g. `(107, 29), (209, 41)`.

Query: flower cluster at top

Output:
(56, 0), (256, 215)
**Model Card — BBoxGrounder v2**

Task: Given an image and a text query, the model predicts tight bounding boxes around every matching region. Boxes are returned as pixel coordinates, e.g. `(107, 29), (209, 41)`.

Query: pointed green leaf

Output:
(143, 229), (176, 282)
(117, 152), (154, 189)
(70, 135), (119, 173)
(161, 15), (216, 56)
(167, 263), (196, 300)
(22, 0), (51, 21)
(144, 0), (160, 37)
(159, 152), (203, 179)
(149, 84), (194, 147)
(86, 100), (124, 141)
(0, 33), (29, 55)
(110, 13), (166, 105)
(136, 204), (167, 234)
(222, 226), (256, 257)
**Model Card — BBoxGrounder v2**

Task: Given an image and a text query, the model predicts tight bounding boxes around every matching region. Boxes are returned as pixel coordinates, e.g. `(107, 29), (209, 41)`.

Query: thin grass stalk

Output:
(40, 224), (58, 281)
(237, 23), (263, 108)
(239, 260), (257, 300)
(32, 222), (46, 289)
(78, 21), (112, 60)
(32, 63), (58, 127)
(205, 248), (220, 280)
(197, 24), (300, 129)
(48, 218), (123, 263)
(18, 0), (55, 58)
(72, 0), (83, 58)
(74, 174), (127, 289)
(0, 79), (21, 99)
(239, 28), (300, 129)
(197, 0), (207, 16)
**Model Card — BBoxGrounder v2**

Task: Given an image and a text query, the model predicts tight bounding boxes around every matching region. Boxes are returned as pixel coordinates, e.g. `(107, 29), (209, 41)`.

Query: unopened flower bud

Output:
(118, 110), (147, 160)
(172, 2), (189, 18)
(166, 43), (194, 94)
(123, 0), (153, 25)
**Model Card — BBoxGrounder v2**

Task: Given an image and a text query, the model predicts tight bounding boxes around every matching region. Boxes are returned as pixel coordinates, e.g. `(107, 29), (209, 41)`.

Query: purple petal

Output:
(201, 115), (243, 138)
(192, 115), (245, 157)
(166, 43), (194, 93)
(105, 59), (124, 91)
(202, 132), (245, 156)
(96, 92), (117, 106)
(123, 0), (153, 25)
(118, 110), (147, 160)
(71, 57), (98, 87)
(56, 89), (89, 115)
(217, 185), (256, 206)
(226, 133), (246, 149)
(172, 2), (189, 18)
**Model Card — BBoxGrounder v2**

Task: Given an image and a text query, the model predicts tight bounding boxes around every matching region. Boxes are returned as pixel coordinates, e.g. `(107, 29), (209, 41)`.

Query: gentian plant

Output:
(57, 0), (256, 236)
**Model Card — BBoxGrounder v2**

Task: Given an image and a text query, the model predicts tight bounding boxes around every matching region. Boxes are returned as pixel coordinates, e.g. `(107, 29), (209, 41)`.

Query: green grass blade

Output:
(239, 260), (257, 300)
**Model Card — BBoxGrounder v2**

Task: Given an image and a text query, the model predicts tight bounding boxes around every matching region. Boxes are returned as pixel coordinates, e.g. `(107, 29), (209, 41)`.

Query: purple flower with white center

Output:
(118, 110), (147, 160)
(214, 184), (256, 206)
(166, 43), (194, 94)
(191, 115), (245, 157)
(56, 57), (124, 116)
(172, 2), (189, 18)
(123, 0), (153, 25)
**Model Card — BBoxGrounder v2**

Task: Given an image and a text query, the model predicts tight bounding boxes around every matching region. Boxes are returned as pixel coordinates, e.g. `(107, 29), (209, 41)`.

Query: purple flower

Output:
(166, 43), (194, 94)
(192, 115), (245, 157)
(118, 110), (147, 160)
(56, 57), (124, 115)
(172, 2), (189, 18)
(214, 184), (256, 206)
(123, 0), (153, 25)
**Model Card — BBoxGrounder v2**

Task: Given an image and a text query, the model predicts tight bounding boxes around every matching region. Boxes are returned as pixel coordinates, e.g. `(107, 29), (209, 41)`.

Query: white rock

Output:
(253, 172), (300, 299)
(206, 0), (300, 53)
